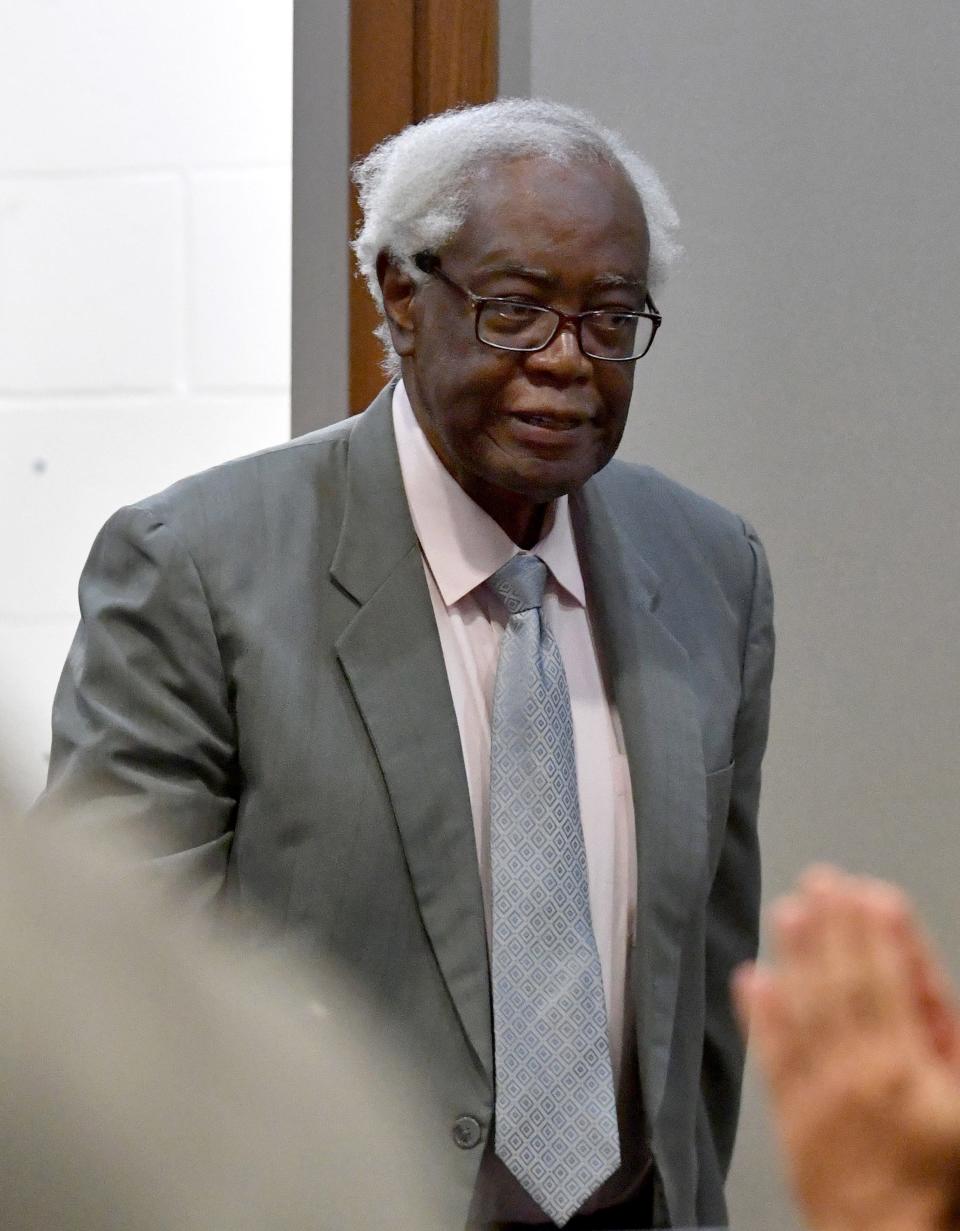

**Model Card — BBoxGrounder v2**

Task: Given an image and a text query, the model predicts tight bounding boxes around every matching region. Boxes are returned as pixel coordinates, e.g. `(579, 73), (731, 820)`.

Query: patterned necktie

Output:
(488, 553), (620, 1227)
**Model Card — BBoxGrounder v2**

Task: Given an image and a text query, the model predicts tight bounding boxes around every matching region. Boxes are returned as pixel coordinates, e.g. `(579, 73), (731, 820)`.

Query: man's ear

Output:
(377, 252), (418, 357)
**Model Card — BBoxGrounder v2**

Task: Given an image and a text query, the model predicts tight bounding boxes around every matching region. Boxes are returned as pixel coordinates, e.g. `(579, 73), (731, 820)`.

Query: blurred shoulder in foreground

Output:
(0, 774), (449, 1231)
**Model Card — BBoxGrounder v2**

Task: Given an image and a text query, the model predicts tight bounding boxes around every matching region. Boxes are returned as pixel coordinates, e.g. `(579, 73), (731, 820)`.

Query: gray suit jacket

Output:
(41, 385), (774, 1228)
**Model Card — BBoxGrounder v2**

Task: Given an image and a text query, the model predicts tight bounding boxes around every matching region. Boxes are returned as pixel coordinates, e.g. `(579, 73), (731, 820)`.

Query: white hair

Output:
(351, 97), (682, 373)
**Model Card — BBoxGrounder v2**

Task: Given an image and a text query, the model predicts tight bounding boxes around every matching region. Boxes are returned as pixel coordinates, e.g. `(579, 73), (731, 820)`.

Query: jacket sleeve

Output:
(34, 503), (238, 904)
(697, 524), (775, 1211)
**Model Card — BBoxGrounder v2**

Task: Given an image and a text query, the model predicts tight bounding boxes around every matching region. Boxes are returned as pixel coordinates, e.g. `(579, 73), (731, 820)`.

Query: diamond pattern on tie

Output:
(488, 553), (620, 1227)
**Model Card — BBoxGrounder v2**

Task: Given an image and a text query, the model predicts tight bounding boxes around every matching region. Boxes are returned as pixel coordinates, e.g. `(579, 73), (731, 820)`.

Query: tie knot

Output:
(489, 553), (548, 614)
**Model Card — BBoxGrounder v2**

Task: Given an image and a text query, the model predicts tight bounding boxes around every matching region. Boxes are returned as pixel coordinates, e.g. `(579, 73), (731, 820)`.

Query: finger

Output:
(839, 877), (950, 1046)
(796, 863), (845, 895)
(835, 885), (908, 1027)
(732, 962), (763, 1038)
(770, 893), (815, 962)
(736, 966), (798, 1094)
(773, 885), (852, 1024)
(891, 903), (960, 1066)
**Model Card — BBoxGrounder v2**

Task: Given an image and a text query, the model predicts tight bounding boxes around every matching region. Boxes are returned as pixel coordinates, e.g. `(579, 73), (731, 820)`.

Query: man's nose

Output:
(523, 322), (592, 380)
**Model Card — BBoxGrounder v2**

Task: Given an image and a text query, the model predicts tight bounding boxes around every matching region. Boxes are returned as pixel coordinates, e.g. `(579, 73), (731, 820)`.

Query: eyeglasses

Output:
(413, 252), (661, 361)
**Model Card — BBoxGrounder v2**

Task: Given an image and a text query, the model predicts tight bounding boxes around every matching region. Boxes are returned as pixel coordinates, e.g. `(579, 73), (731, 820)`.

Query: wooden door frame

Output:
(348, 0), (499, 413)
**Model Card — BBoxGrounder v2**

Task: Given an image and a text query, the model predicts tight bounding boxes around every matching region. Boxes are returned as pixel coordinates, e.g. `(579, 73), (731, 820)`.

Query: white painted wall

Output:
(524, 3), (960, 1227)
(0, 0), (293, 804)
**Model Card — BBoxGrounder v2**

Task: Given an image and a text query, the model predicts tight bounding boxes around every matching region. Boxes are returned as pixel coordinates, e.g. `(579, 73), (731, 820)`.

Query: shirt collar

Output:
(392, 381), (586, 609)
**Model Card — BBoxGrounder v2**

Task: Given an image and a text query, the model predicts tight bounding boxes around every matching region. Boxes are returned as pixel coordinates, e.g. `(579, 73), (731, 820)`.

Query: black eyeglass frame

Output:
(413, 252), (661, 362)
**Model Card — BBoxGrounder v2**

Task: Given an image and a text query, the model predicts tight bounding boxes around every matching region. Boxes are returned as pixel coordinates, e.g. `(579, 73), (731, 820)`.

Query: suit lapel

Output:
(331, 389), (493, 1081)
(573, 474), (708, 1128)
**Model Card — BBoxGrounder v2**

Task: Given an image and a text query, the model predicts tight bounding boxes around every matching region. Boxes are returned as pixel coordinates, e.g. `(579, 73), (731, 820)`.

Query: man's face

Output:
(389, 155), (651, 535)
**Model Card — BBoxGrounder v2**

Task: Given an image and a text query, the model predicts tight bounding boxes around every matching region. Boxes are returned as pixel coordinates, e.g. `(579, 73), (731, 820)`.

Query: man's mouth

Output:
(508, 410), (589, 432)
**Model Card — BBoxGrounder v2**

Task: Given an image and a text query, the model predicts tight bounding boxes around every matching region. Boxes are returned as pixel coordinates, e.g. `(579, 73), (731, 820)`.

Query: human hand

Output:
(734, 866), (960, 1231)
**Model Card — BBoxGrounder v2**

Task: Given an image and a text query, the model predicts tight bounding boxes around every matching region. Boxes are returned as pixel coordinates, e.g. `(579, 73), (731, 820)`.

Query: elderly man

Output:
(39, 100), (774, 1229)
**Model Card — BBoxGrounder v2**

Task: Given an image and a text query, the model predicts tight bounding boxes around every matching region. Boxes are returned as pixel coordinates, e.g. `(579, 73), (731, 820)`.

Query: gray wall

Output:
(291, 0), (349, 432)
(519, 3), (960, 1228)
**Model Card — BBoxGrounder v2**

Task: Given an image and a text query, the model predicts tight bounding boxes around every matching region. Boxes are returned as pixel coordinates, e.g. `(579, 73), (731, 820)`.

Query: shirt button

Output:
(451, 1115), (483, 1149)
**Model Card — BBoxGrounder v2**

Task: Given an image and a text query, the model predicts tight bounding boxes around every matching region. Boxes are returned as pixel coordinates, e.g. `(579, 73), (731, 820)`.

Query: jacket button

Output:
(452, 1115), (482, 1149)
